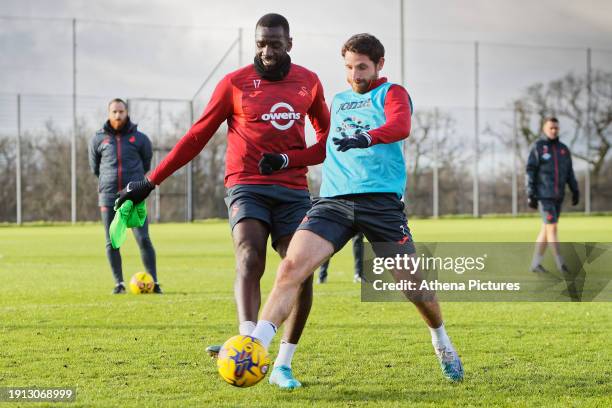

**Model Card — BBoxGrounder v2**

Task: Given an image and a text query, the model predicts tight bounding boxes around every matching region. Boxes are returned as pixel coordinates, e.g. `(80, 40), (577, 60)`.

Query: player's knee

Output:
(276, 258), (304, 288)
(544, 224), (558, 240)
(235, 243), (265, 278)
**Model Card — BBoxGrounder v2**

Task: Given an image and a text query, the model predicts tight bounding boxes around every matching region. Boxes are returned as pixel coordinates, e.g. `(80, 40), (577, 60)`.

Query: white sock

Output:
(429, 323), (452, 350)
(554, 254), (565, 270)
(250, 320), (277, 349)
(531, 252), (544, 269)
(274, 341), (297, 368)
(239, 320), (256, 336)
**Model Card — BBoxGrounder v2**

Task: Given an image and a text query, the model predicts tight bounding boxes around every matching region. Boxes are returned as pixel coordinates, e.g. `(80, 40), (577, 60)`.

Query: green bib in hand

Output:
(109, 200), (147, 249)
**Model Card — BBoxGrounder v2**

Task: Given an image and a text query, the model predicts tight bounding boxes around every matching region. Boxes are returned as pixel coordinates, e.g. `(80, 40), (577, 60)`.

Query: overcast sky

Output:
(1, 0), (611, 134)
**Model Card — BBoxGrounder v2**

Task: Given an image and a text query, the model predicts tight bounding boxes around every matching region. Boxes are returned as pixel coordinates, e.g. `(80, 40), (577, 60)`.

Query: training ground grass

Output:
(0, 216), (611, 407)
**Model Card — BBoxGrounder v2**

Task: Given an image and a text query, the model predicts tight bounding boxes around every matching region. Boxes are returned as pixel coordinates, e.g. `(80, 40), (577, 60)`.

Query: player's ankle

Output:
(429, 323), (452, 349)
(251, 320), (277, 349)
(274, 341), (297, 368)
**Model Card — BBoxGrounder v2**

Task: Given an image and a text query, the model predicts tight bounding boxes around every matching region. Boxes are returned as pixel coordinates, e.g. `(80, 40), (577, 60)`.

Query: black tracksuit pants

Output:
(100, 206), (157, 284)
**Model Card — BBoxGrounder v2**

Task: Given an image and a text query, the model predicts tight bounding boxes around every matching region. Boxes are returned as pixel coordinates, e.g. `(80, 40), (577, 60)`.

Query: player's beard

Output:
(110, 117), (128, 132)
(350, 78), (374, 94)
(260, 55), (278, 69)
(253, 54), (291, 81)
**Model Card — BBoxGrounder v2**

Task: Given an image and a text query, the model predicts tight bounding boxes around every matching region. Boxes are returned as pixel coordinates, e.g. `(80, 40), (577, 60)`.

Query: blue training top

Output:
(320, 81), (408, 198)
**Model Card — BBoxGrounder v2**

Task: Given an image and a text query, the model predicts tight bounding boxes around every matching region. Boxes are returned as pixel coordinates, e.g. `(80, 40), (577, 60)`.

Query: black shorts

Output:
(225, 184), (312, 248)
(539, 199), (563, 224)
(297, 194), (415, 257)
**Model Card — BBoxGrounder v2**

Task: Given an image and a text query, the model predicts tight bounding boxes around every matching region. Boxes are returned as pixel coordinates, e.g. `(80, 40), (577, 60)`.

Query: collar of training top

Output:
(365, 77), (388, 93)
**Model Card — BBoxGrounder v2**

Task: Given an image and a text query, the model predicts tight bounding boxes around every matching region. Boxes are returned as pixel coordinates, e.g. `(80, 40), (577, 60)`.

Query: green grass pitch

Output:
(1, 216), (611, 407)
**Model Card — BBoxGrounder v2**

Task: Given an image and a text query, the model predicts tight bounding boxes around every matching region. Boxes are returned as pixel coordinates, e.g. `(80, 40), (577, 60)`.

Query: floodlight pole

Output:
(186, 101), (194, 222)
(186, 34), (241, 222)
(238, 27), (243, 67)
(16, 94), (22, 225)
(71, 18), (77, 223)
(512, 105), (518, 217)
(473, 41), (480, 217)
(155, 100), (161, 222)
(585, 48), (592, 215)
(433, 109), (439, 218)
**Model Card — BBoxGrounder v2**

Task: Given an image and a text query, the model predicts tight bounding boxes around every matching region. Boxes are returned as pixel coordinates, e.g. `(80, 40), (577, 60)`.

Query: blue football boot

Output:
(269, 365), (302, 390)
(435, 346), (464, 382)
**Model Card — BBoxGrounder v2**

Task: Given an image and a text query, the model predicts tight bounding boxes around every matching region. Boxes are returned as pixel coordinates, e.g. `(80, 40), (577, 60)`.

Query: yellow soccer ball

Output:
(129, 272), (154, 294)
(217, 335), (270, 387)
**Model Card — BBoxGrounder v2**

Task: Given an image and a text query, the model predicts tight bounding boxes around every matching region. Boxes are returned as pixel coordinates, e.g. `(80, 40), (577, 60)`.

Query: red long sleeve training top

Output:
(149, 63), (330, 190)
(284, 77), (412, 167)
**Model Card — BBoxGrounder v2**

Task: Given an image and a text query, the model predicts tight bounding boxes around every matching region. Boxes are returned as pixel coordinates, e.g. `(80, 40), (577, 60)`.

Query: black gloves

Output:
(258, 153), (288, 175)
(115, 178), (155, 210)
(527, 196), (538, 210)
(332, 129), (372, 152)
(572, 191), (580, 206)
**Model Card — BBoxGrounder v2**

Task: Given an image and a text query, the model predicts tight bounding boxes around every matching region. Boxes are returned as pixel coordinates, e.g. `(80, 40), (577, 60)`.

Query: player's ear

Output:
(376, 57), (385, 72)
(286, 36), (293, 52)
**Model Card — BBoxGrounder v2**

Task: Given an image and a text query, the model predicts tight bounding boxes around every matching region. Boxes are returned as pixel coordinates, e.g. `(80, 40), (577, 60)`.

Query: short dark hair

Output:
(256, 13), (290, 36)
(108, 98), (128, 110)
(544, 116), (559, 124)
(341, 33), (385, 64)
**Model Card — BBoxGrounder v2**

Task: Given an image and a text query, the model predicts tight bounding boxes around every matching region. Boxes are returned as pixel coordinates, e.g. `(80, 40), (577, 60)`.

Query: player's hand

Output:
(114, 178), (155, 210)
(572, 191), (580, 206)
(258, 153), (288, 175)
(332, 129), (371, 152)
(527, 196), (538, 210)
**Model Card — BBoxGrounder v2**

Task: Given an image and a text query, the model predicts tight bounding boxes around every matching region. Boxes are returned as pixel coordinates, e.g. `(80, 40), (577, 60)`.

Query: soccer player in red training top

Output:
(115, 13), (330, 389)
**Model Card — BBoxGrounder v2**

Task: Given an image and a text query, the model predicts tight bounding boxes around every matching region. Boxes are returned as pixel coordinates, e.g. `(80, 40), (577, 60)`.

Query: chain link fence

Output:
(1, 16), (612, 223)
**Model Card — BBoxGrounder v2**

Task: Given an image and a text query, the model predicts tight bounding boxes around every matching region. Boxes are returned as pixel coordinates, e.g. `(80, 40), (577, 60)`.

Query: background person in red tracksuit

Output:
(114, 13), (330, 389)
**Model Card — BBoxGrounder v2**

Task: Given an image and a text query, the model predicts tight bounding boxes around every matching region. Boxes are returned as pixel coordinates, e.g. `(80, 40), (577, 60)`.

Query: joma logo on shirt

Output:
(336, 99), (372, 113)
(261, 102), (301, 130)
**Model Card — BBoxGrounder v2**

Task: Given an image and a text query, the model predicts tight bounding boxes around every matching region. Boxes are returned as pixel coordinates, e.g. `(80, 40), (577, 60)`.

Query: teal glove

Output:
(109, 200), (148, 249)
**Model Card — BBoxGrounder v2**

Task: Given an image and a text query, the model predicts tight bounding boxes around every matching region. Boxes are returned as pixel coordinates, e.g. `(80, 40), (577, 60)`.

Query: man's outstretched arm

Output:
(148, 76), (233, 185)
(115, 76), (233, 207)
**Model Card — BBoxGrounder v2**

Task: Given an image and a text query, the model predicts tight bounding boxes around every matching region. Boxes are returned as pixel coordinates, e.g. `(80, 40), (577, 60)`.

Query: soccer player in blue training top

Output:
(251, 33), (464, 383)
(526, 117), (579, 274)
